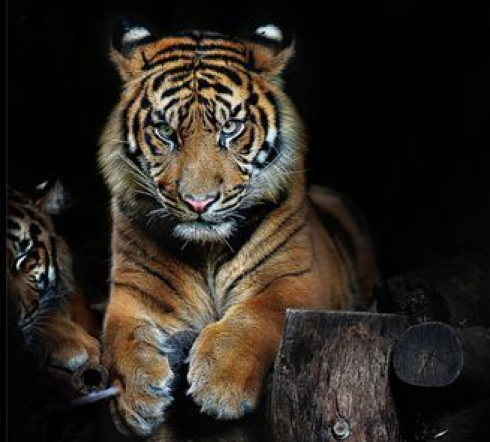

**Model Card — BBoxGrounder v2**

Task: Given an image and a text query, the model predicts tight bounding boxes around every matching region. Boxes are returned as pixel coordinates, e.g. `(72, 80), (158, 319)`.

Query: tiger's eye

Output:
(219, 120), (245, 148)
(155, 122), (175, 140)
(222, 120), (239, 135)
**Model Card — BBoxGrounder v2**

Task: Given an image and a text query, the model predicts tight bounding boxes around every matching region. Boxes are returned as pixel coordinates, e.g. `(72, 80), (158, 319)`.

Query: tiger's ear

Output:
(34, 180), (72, 215)
(244, 25), (295, 78)
(110, 20), (158, 81)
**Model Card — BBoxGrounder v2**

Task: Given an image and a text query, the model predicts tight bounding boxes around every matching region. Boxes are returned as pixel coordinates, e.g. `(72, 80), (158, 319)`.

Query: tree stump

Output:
(268, 310), (408, 442)
(393, 322), (490, 395)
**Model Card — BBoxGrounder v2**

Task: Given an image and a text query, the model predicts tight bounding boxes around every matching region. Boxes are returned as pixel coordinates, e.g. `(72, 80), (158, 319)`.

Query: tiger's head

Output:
(100, 23), (306, 243)
(7, 181), (72, 332)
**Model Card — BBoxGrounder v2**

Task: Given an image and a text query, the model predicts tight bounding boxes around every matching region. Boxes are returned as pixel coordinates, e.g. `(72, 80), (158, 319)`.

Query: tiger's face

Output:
(100, 25), (305, 243)
(7, 185), (69, 331)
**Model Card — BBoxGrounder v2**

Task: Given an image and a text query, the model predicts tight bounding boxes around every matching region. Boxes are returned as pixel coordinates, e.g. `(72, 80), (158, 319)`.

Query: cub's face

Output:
(6, 183), (71, 331)
(100, 25), (305, 243)
(7, 190), (59, 329)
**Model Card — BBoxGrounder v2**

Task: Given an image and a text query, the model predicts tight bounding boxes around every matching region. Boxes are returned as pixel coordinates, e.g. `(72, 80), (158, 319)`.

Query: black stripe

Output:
(257, 106), (269, 134)
(163, 97), (181, 112)
(144, 133), (162, 156)
(200, 54), (246, 67)
(246, 92), (259, 107)
(141, 95), (150, 109)
(7, 233), (19, 242)
(197, 43), (245, 56)
(7, 220), (21, 231)
(123, 91), (144, 165)
(239, 127), (255, 156)
(155, 65), (193, 82)
(253, 264), (313, 298)
(265, 91), (281, 130)
(152, 72), (166, 91)
(147, 54), (194, 70)
(112, 281), (174, 313)
(150, 43), (244, 62)
(230, 103), (243, 118)
(215, 95), (232, 111)
(225, 220), (307, 296)
(200, 63), (243, 86)
(118, 246), (182, 299)
(196, 78), (233, 95)
(161, 81), (192, 99)
(131, 107), (141, 144)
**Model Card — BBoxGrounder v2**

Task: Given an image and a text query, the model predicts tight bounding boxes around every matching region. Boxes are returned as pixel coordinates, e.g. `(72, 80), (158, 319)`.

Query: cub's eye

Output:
(219, 119), (245, 147)
(154, 122), (175, 142)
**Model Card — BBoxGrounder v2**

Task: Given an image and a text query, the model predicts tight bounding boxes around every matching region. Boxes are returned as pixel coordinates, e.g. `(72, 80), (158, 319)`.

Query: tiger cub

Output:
(99, 22), (377, 435)
(7, 181), (100, 373)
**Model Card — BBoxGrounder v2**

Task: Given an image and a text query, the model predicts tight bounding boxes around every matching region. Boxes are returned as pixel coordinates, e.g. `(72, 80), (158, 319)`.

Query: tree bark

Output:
(268, 310), (408, 442)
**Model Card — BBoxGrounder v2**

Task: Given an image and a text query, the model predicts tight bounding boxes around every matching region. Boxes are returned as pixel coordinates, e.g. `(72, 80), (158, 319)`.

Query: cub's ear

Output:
(244, 24), (295, 78)
(110, 20), (158, 81)
(34, 180), (72, 215)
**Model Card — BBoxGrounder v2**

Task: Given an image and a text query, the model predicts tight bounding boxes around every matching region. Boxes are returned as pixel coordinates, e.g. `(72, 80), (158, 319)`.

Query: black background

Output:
(7, 0), (490, 282)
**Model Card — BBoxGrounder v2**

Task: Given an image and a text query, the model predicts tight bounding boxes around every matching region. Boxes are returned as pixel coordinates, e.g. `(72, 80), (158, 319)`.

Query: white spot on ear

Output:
(36, 181), (49, 191)
(256, 25), (283, 43)
(122, 27), (151, 45)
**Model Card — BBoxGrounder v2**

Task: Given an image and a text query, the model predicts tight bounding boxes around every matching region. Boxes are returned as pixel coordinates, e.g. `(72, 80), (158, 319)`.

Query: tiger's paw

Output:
(187, 323), (262, 419)
(108, 328), (177, 436)
(37, 318), (101, 372)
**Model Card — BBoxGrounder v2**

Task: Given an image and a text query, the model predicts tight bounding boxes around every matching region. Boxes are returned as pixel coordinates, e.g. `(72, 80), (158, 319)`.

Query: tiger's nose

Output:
(182, 193), (219, 213)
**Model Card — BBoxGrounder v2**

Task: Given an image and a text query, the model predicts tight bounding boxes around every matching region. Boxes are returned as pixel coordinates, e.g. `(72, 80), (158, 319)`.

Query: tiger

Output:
(98, 22), (377, 436)
(6, 181), (100, 374)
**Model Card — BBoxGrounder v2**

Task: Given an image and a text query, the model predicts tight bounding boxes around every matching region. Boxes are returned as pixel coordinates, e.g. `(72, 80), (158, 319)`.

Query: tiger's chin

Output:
(172, 220), (236, 244)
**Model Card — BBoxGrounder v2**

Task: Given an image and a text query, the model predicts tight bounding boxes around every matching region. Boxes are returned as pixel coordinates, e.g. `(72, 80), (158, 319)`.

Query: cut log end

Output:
(393, 322), (464, 388)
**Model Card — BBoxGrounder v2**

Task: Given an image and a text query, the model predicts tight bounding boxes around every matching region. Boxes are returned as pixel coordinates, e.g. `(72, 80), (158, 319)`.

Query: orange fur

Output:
(99, 25), (376, 436)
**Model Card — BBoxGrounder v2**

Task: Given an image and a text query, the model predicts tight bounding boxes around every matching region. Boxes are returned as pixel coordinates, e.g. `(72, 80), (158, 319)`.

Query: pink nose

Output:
(183, 194), (218, 213)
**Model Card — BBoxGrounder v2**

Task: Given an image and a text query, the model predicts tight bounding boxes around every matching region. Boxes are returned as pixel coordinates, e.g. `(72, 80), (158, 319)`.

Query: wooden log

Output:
(393, 322), (490, 395)
(267, 310), (408, 442)
(376, 249), (490, 327)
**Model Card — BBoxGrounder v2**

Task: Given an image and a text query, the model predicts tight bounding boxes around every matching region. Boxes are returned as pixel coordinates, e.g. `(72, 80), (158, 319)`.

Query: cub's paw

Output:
(37, 318), (101, 372)
(109, 327), (177, 436)
(187, 323), (263, 419)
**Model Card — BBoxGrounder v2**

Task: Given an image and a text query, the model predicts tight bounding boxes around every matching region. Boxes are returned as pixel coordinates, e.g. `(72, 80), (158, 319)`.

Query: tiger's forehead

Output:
(138, 33), (254, 127)
(145, 32), (249, 68)
(142, 32), (252, 98)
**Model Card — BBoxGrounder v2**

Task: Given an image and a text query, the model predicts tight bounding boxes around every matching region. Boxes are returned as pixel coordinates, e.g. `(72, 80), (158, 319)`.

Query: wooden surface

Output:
(268, 310), (408, 442)
(376, 249), (490, 327)
(394, 322), (490, 394)
(393, 321), (465, 388)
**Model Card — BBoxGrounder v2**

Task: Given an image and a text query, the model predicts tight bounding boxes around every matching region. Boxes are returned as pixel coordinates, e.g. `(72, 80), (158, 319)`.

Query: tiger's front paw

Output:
(109, 328), (177, 436)
(38, 318), (101, 372)
(187, 323), (263, 419)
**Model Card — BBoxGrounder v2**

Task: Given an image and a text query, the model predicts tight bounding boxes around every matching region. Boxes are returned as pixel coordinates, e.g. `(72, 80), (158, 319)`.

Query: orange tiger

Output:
(99, 22), (377, 436)
(7, 181), (100, 374)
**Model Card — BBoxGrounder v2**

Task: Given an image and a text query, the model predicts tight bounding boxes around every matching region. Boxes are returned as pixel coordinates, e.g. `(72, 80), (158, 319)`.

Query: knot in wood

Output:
(332, 417), (351, 440)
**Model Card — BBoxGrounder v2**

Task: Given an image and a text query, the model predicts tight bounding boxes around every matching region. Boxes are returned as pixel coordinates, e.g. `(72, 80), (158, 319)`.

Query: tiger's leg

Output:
(187, 280), (315, 419)
(31, 310), (101, 373)
(102, 287), (187, 436)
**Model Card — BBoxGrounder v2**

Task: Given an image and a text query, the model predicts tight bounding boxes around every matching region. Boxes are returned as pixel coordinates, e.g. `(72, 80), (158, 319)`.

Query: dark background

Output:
(7, 0), (490, 285)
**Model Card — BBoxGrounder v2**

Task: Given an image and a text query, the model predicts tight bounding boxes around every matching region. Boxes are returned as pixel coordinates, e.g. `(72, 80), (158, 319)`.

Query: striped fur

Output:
(99, 24), (377, 436)
(7, 183), (100, 373)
